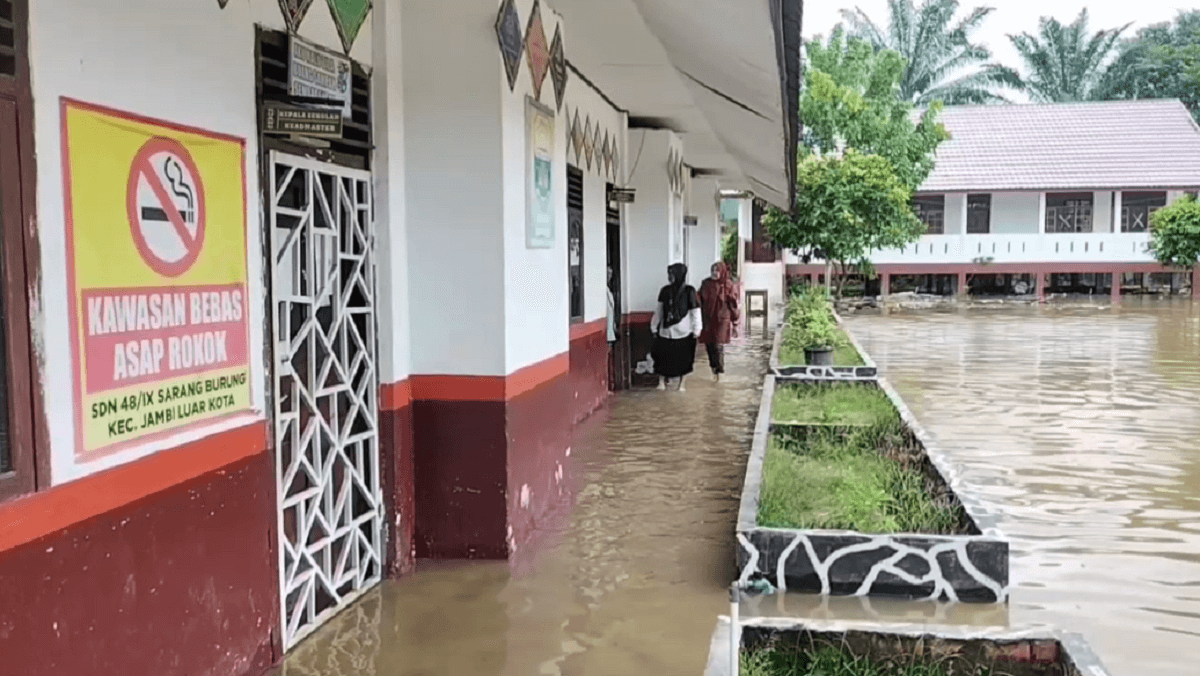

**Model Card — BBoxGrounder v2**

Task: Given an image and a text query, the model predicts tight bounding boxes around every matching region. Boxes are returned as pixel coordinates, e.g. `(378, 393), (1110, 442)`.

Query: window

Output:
(966, 194), (991, 234)
(1121, 191), (1167, 233)
(913, 195), (945, 235)
(567, 165), (584, 321)
(1045, 193), (1093, 233)
(0, 0), (41, 503)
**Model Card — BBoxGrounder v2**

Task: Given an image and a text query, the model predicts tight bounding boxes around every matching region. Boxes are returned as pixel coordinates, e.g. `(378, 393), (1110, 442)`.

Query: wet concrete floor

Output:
(844, 297), (1200, 676)
(273, 332), (773, 675)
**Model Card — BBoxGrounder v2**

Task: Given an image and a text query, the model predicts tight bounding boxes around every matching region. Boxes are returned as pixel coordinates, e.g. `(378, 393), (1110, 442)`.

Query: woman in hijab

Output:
(698, 262), (739, 382)
(650, 263), (702, 391)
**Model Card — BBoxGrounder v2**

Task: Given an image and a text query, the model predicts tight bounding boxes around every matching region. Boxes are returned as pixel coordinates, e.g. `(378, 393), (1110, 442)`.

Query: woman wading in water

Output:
(698, 261), (739, 382)
(651, 263), (702, 391)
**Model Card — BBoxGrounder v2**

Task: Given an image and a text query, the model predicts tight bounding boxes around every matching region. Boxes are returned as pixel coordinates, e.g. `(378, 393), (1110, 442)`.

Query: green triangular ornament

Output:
(326, 0), (372, 55)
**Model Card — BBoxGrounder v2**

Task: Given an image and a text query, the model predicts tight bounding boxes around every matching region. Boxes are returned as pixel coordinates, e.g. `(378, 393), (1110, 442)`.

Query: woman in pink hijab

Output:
(697, 262), (739, 382)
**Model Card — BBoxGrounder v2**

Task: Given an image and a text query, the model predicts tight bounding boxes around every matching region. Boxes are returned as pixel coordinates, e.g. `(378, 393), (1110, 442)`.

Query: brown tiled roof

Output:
(915, 99), (1200, 192)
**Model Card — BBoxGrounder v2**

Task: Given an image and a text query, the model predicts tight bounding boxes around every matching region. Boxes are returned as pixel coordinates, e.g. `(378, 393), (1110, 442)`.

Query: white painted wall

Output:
(991, 192), (1041, 234)
(403, 0), (507, 377)
(945, 193), (966, 235)
(625, 129), (678, 312)
(501, 0), (570, 372)
(563, 65), (624, 325)
(374, 0), (409, 385)
(26, 0), (373, 483)
(688, 177), (721, 286)
(1093, 191), (1114, 234)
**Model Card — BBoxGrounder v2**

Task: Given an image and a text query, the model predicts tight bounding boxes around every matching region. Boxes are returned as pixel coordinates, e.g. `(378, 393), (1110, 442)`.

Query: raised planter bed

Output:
(736, 373), (1009, 603)
(772, 307), (879, 381)
(704, 616), (1112, 676)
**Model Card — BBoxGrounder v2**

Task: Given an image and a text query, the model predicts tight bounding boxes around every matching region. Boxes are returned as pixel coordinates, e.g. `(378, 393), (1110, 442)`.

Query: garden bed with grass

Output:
(772, 288), (878, 381)
(735, 376), (1009, 603)
(704, 617), (1111, 676)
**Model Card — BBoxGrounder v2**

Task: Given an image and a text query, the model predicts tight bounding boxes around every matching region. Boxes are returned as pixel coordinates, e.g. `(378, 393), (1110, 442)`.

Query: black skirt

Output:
(652, 335), (697, 378)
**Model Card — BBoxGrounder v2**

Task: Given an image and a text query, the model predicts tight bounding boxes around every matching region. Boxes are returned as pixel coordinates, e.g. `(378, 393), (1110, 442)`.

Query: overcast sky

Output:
(803, 1), (1191, 84)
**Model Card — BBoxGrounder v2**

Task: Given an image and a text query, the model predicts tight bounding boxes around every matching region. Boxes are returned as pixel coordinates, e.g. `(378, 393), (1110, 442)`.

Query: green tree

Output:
(1094, 11), (1200, 121)
(1008, 9), (1131, 102)
(765, 151), (926, 297)
(838, 0), (1022, 105)
(802, 32), (950, 190)
(1149, 196), (1200, 269)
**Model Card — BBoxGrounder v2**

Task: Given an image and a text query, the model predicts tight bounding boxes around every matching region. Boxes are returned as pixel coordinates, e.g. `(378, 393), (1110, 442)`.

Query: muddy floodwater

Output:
(843, 298), (1200, 676)
(273, 337), (772, 676)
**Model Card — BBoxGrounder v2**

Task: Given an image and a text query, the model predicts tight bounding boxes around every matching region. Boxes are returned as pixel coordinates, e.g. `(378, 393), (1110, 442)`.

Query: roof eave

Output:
(770, 0), (802, 213)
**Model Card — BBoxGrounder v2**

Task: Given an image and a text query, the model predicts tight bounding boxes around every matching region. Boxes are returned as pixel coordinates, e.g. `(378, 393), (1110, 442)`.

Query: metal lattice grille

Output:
(269, 152), (381, 650)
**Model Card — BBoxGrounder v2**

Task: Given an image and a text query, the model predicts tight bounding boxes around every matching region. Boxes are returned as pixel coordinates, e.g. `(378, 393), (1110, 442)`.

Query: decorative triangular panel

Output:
(218, 0), (231, 8)
(278, 0), (316, 33)
(613, 145), (620, 182)
(602, 132), (612, 179)
(583, 117), (594, 170)
(495, 0), (523, 91)
(592, 126), (602, 176)
(326, 0), (372, 55)
(571, 109), (583, 165)
(524, 0), (550, 102)
(549, 25), (568, 112)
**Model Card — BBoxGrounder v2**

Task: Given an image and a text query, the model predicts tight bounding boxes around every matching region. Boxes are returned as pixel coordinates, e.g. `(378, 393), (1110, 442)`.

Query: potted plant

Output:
(798, 311), (840, 366)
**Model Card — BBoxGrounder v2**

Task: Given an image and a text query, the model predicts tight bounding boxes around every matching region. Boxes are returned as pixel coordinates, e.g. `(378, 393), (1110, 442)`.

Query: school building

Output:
(0, 0), (801, 673)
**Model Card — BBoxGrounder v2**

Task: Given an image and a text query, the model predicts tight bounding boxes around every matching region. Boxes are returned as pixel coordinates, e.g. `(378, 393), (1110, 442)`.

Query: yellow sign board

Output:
(61, 99), (252, 459)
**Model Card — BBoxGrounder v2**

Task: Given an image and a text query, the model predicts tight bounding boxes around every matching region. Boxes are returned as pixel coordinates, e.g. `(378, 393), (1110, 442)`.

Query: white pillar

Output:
(688, 177), (721, 286)
(1038, 192), (1047, 234)
(1093, 191), (1113, 233)
(626, 129), (678, 312)
(950, 193), (968, 234)
(1113, 191), (1123, 232)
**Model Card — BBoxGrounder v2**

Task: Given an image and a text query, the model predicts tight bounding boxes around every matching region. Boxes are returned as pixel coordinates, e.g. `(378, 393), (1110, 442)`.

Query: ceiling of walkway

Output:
(553, 0), (800, 209)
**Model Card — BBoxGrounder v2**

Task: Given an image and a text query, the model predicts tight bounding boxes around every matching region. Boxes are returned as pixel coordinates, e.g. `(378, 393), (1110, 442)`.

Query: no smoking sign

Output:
(125, 137), (207, 277)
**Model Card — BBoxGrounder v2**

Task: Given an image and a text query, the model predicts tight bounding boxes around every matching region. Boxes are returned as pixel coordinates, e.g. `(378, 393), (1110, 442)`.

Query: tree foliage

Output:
(838, 0), (1022, 105)
(766, 34), (948, 297)
(1149, 196), (1200, 269)
(802, 32), (950, 191)
(1008, 9), (1130, 102)
(1094, 10), (1200, 121)
(764, 151), (927, 295)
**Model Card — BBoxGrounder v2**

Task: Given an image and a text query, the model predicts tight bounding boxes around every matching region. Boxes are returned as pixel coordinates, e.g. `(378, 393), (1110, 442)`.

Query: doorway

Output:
(606, 183), (628, 391)
(268, 151), (383, 649)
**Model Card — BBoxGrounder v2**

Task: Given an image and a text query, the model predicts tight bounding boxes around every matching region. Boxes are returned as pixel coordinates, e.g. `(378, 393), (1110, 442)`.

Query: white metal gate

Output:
(268, 151), (382, 649)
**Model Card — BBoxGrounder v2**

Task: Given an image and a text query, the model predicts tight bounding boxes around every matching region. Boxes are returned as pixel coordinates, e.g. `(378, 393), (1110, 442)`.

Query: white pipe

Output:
(729, 585), (739, 676)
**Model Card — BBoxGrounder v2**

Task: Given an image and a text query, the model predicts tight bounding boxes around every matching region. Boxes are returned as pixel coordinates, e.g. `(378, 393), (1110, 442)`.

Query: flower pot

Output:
(805, 346), (834, 366)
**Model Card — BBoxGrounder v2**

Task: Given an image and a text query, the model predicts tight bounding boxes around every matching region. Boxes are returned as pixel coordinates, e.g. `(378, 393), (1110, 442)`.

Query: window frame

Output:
(1120, 191), (1167, 233)
(0, 0), (48, 503)
(567, 164), (584, 323)
(966, 193), (991, 234)
(913, 194), (945, 235)
(1045, 192), (1094, 234)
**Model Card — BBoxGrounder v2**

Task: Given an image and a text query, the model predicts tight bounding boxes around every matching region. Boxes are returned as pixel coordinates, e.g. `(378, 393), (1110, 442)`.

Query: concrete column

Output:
(1113, 191), (1123, 232)
(957, 271), (968, 297)
(949, 193), (968, 234)
(880, 273), (890, 299)
(1036, 271), (1046, 300)
(1038, 193), (1047, 234)
(1111, 270), (1122, 302)
(688, 177), (721, 286)
(1193, 270), (1200, 300)
(1094, 191), (1113, 233)
(626, 129), (679, 313)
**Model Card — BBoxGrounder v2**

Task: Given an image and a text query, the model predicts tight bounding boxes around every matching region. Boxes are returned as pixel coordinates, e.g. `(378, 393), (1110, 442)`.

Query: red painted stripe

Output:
(380, 379), (412, 411)
(406, 352), (571, 403)
(570, 318), (606, 341)
(0, 420), (269, 554)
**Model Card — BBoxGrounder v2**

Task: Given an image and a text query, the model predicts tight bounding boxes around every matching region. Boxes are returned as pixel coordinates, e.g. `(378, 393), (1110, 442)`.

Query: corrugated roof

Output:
(914, 99), (1200, 192)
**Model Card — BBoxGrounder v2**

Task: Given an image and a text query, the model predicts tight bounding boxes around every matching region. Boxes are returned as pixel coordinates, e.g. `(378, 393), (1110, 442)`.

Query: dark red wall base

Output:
(381, 403), (415, 576)
(625, 319), (658, 388)
(0, 454), (278, 676)
(569, 327), (609, 425)
(507, 372), (572, 556)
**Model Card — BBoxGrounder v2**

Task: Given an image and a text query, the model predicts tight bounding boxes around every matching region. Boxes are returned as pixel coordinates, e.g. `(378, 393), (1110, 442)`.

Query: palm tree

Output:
(1008, 9), (1131, 102)
(839, 0), (1022, 105)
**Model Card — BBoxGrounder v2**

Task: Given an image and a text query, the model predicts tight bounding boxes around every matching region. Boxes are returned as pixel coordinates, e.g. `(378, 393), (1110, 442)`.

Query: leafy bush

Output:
(721, 226), (739, 270)
(1150, 195), (1200, 268)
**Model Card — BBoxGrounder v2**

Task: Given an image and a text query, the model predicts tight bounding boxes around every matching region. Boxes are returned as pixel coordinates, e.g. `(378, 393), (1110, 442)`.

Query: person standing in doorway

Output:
(698, 261), (739, 382)
(651, 263), (702, 391)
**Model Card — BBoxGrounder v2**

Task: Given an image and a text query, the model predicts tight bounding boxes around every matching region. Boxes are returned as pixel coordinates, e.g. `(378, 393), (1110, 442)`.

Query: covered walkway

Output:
(269, 332), (772, 676)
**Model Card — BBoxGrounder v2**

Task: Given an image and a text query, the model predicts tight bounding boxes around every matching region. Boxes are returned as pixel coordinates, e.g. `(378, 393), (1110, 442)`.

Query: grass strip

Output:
(779, 323), (865, 367)
(757, 421), (961, 534)
(772, 383), (895, 426)
(741, 643), (1000, 676)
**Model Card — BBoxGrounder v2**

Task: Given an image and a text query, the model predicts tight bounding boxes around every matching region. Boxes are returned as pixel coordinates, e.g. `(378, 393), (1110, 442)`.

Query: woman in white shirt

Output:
(650, 263), (703, 391)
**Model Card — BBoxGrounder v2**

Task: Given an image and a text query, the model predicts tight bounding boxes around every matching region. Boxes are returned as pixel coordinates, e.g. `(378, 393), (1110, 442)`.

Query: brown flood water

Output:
(843, 297), (1200, 676)
(274, 335), (772, 676)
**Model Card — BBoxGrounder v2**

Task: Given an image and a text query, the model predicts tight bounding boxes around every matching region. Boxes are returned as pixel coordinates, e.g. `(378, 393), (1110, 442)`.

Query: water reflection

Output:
(846, 297), (1200, 676)
(273, 336), (771, 676)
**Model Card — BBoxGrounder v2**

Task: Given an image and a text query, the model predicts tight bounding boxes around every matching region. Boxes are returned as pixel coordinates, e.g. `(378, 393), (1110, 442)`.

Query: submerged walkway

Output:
(271, 335), (772, 676)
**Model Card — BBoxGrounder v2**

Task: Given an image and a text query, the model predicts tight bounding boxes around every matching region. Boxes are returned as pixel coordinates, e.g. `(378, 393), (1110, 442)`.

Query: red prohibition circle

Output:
(125, 137), (207, 278)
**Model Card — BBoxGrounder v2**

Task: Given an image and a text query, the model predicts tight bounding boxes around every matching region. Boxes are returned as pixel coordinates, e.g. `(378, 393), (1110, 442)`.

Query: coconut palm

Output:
(1007, 9), (1131, 102)
(838, 0), (1022, 105)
